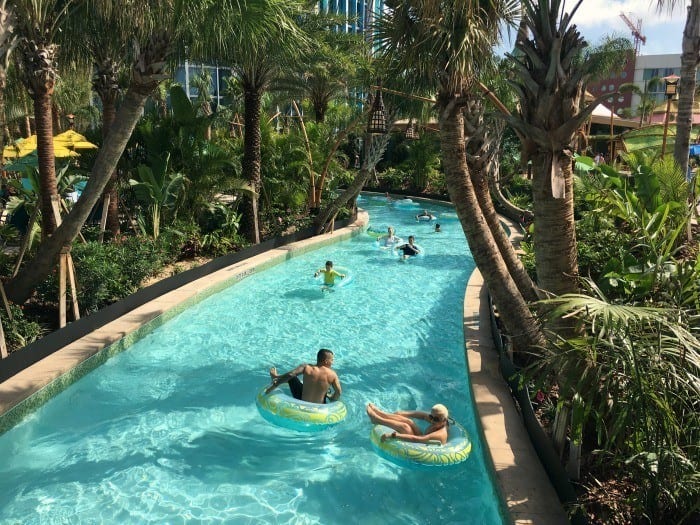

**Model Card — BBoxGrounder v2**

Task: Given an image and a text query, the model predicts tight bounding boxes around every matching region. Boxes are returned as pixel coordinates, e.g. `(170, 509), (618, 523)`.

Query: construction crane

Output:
(620, 12), (647, 56)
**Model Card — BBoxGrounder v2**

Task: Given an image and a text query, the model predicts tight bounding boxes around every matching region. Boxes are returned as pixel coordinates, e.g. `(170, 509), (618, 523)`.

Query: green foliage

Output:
(376, 166), (410, 190)
(0, 305), (44, 351)
(128, 85), (248, 232)
(400, 133), (441, 192)
(576, 160), (691, 302)
(501, 175), (533, 210)
(35, 238), (168, 314)
(547, 153), (700, 521)
(497, 126), (522, 177)
(531, 290), (700, 523)
(259, 120), (310, 213)
(129, 156), (185, 239)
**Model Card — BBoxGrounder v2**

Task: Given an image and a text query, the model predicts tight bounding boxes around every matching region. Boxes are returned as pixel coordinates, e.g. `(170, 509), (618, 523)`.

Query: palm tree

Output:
(622, 77), (661, 127)
(5, 0), (185, 303)
(505, 1), (631, 297)
(375, 0), (546, 352)
(673, 0), (700, 178)
(277, 13), (367, 123)
(313, 101), (394, 234)
(63, 0), (158, 238)
(0, 1), (18, 163)
(190, 67), (213, 139)
(188, 0), (310, 244)
(463, 90), (539, 302)
(13, 0), (73, 237)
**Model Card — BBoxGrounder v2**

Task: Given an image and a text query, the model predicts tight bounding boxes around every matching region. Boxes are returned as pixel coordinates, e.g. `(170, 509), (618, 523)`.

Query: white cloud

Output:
(497, 1), (687, 56)
(574, 0), (683, 32)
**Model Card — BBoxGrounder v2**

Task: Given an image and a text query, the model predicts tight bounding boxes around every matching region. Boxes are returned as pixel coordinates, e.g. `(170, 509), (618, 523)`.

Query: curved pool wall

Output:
(0, 195), (508, 524)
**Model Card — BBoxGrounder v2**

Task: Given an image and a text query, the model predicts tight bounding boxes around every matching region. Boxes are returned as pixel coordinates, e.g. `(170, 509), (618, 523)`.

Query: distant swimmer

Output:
(314, 260), (345, 289)
(397, 236), (420, 259)
(383, 226), (400, 246)
(415, 209), (435, 221)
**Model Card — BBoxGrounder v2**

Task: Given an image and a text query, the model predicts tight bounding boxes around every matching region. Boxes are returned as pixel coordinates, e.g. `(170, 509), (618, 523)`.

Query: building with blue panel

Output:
(318, 0), (383, 34)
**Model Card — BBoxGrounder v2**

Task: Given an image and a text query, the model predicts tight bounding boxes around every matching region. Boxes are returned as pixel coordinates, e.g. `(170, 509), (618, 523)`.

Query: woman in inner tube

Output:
(415, 209), (434, 221)
(383, 226), (399, 246)
(366, 403), (449, 444)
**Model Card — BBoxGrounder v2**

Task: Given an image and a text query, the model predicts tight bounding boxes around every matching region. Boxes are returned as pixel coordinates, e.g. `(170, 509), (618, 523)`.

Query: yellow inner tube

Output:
(369, 421), (472, 467)
(256, 387), (347, 431)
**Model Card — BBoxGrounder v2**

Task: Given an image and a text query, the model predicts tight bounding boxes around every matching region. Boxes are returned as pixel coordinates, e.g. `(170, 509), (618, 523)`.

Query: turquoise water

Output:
(0, 194), (505, 524)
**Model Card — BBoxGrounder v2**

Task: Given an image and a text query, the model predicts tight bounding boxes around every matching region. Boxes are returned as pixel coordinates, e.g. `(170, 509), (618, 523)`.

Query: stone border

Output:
(464, 216), (569, 525)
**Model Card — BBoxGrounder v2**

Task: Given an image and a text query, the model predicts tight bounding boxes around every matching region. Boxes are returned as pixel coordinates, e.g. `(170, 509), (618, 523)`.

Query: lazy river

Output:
(0, 194), (505, 524)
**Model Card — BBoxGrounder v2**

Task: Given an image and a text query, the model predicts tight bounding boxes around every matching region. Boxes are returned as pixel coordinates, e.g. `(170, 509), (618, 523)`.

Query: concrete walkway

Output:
(0, 209), (569, 524)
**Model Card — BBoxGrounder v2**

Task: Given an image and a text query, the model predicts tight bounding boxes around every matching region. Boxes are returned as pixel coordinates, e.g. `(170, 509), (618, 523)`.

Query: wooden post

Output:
(0, 315), (7, 359)
(59, 249), (68, 328)
(0, 280), (10, 359)
(98, 194), (110, 242)
(0, 280), (13, 320)
(52, 196), (80, 326)
(67, 252), (80, 321)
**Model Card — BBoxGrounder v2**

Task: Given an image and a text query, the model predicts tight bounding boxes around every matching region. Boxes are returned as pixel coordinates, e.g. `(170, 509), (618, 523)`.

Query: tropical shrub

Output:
(400, 133), (441, 192)
(0, 304), (44, 351)
(533, 291), (700, 523)
(35, 237), (168, 314)
(502, 175), (533, 209)
(577, 159), (691, 302)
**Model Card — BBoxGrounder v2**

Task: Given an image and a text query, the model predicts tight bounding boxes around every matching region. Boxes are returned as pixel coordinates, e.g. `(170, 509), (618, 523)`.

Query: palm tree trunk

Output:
(673, 0), (700, 178)
(530, 152), (578, 296)
(34, 91), (58, 237)
(487, 165), (533, 224)
(241, 83), (262, 244)
(463, 96), (539, 302)
(23, 100), (31, 137)
(0, 67), (6, 163)
(470, 160), (540, 303)
(441, 99), (545, 352)
(102, 99), (120, 237)
(313, 128), (391, 233)
(314, 168), (370, 234)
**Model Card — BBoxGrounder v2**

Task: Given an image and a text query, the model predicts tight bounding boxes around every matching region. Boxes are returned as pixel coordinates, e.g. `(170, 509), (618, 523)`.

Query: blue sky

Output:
(498, 1), (686, 57)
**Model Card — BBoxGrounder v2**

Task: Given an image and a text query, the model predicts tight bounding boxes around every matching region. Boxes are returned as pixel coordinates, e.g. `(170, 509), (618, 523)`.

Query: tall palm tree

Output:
(13, 0), (74, 237)
(188, 0), (310, 244)
(673, 0), (700, 178)
(0, 1), (18, 163)
(6, 0), (186, 303)
(375, 0), (546, 352)
(505, 1), (631, 297)
(277, 13), (366, 123)
(64, 0), (157, 238)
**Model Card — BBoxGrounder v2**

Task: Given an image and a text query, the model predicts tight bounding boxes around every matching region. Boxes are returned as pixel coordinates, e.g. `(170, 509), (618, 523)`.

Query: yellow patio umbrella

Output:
(3, 136), (37, 159)
(3, 131), (93, 161)
(54, 145), (81, 158)
(53, 130), (98, 150)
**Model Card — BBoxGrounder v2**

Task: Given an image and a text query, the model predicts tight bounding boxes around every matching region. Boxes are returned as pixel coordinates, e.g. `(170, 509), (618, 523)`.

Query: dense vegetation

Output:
(507, 153), (700, 523)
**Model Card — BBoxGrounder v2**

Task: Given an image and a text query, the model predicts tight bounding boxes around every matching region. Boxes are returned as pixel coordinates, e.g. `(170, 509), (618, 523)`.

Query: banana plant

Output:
(6, 162), (86, 274)
(585, 158), (691, 301)
(128, 154), (185, 239)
